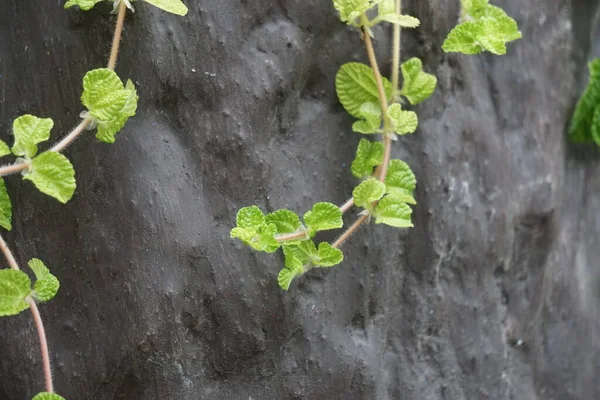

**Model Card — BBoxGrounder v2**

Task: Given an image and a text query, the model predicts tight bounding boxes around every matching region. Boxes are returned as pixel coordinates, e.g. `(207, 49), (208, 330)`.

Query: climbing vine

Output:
(0, 0), (187, 398)
(231, 0), (521, 290)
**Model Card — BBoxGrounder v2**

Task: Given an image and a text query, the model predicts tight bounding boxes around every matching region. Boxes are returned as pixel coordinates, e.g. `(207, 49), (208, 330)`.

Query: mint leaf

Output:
(0, 269), (31, 317)
(352, 102), (382, 134)
(278, 244), (309, 290)
(592, 106), (600, 146)
(378, 0), (395, 15)
(400, 58), (437, 105)
(28, 259), (59, 303)
(374, 195), (414, 227)
(32, 393), (66, 400)
(470, 5), (522, 42)
(353, 178), (386, 210)
(236, 205), (266, 228)
(378, 14), (420, 27)
(283, 240), (318, 264)
(385, 159), (416, 199)
(569, 59), (600, 143)
(314, 243), (344, 267)
(144, 0), (188, 15)
(303, 202), (343, 234)
(351, 139), (384, 178)
(12, 115), (53, 158)
(336, 63), (392, 119)
(230, 206), (279, 253)
(81, 69), (138, 144)
(64, 0), (105, 10)
(0, 141), (11, 158)
(278, 266), (302, 291)
(443, 1), (521, 55)
(461, 0), (489, 15)
(265, 209), (302, 235)
(0, 179), (12, 231)
(333, 0), (383, 24)
(24, 152), (76, 204)
(386, 104), (418, 135)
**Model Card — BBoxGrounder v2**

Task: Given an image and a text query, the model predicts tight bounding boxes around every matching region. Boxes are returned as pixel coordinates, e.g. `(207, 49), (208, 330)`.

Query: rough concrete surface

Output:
(1, 0), (600, 399)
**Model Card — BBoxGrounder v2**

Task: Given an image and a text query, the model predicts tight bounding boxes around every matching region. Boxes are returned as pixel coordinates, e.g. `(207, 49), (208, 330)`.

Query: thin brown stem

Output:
(0, 162), (29, 178)
(339, 198), (354, 214)
(51, 118), (91, 153)
(275, 231), (308, 242)
(107, 1), (127, 70)
(0, 235), (20, 271)
(28, 299), (53, 394)
(391, 0), (402, 95)
(332, 214), (369, 248)
(0, 235), (54, 393)
(334, 15), (399, 248)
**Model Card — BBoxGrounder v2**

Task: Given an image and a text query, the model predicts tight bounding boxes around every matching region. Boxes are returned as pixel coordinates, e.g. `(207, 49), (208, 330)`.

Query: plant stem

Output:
(107, 1), (127, 70)
(340, 198), (354, 213)
(275, 231), (308, 242)
(332, 214), (369, 248)
(28, 298), (53, 394)
(0, 235), (54, 393)
(0, 163), (29, 177)
(51, 118), (91, 153)
(391, 0), (402, 96)
(332, 16), (398, 248)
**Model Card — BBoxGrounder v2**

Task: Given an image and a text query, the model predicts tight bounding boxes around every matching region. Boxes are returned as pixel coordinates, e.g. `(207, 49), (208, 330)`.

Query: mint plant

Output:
(231, 0), (521, 291)
(0, 1), (187, 398)
(569, 58), (600, 144)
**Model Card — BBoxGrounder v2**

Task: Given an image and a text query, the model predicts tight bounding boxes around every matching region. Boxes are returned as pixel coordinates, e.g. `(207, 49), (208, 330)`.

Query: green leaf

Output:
(386, 104), (418, 135)
(283, 240), (318, 264)
(64, 0), (105, 10)
(333, 0), (383, 23)
(236, 205), (266, 229)
(378, 14), (420, 27)
(0, 269), (31, 317)
(314, 243), (344, 267)
(28, 259), (59, 303)
(0, 179), (12, 231)
(378, 0), (395, 15)
(400, 58), (437, 105)
(230, 206), (279, 253)
(336, 63), (393, 119)
(470, 5), (522, 42)
(351, 139), (384, 178)
(23, 152), (76, 204)
(32, 393), (66, 400)
(0, 141), (11, 158)
(443, 1), (521, 56)
(11, 115), (53, 158)
(352, 102), (382, 134)
(303, 202), (343, 234)
(461, 0), (489, 15)
(353, 178), (386, 209)
(278, 245), (309, 290)
(144, 0), (188, 15)
(569, 59), (600, 143)
(385, 159), (416, 199)
(81, 70), (138, 144)
(278, 267), (301, 291)
(265, 209), (302, 235)
(374, 195), (414, 227)
(592, 106), (600, 146)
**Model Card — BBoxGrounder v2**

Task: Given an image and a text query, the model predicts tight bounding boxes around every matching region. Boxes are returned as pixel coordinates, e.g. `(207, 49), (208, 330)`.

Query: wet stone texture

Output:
(1, 0), (600, 399)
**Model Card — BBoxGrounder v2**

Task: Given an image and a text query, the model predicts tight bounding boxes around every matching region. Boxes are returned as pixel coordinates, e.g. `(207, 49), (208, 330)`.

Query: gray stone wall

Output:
(0, 0), (599, 398)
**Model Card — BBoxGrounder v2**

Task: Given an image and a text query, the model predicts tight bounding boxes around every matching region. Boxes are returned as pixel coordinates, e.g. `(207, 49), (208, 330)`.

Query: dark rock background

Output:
(1, 0), (599, 398)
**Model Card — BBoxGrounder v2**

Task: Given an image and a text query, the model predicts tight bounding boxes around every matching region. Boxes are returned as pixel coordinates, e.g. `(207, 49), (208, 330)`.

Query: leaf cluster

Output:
(442, 0), (521, 55)
(0, 259), (59, 317)
(569, 59), (600, 145)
